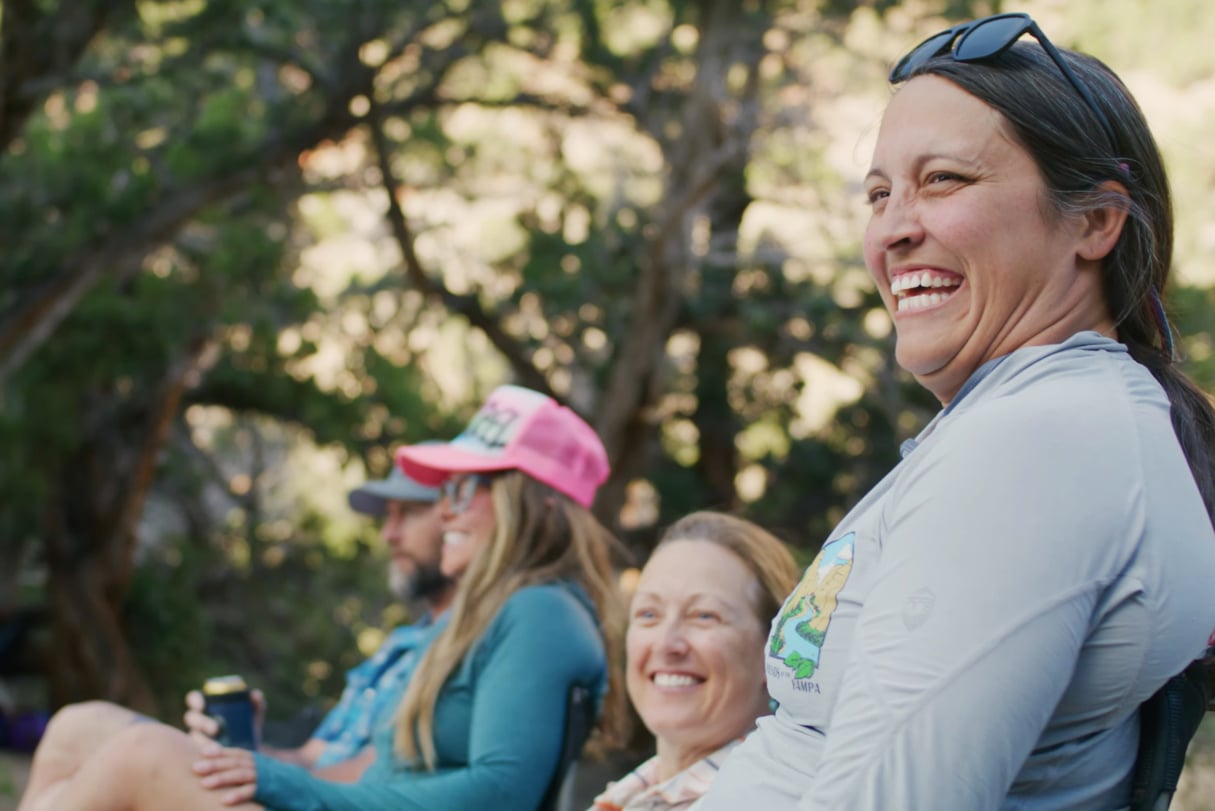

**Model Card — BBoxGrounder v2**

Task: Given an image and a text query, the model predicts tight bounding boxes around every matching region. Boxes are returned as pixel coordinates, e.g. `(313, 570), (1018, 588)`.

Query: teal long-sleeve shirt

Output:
(252, 582), (607, 811)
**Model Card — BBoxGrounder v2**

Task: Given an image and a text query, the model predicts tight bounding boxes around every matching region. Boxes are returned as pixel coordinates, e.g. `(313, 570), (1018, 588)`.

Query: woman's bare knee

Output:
(72, 724), (228, 810)
(25, 715), (254, 811)
(43, 700), (144, 751)
(25, 701), (147, 795)
(101, 723), (194, 777)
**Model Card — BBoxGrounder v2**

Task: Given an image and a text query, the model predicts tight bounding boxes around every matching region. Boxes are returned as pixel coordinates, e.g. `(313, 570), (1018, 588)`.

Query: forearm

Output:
(254, 755), (410, 811)
(257, 739), (326, 770)
(310, 749), (375, 783)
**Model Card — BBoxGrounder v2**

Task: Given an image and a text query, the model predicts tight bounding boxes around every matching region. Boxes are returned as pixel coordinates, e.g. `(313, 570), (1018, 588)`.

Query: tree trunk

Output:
(40, 341), (209, 713)
(595, 0), (765, 532)
(43, 559), (158, 713)
(42, 473), (157, 712)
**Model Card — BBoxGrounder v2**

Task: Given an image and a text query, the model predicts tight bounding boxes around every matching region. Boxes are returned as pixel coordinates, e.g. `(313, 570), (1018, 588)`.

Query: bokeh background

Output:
(2, 0), (1213, 805)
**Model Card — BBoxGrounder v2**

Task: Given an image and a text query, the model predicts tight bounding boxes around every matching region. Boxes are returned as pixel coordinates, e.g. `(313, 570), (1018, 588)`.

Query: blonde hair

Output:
(394, 471), (627, 768)
(656, 511), (800, 628)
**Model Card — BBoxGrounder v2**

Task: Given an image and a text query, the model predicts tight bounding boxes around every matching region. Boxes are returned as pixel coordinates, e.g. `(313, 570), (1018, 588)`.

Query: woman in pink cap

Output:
(18, 385), (627, 811)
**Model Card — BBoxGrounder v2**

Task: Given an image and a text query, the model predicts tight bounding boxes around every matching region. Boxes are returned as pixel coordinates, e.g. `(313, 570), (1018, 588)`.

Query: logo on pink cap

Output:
(396, 386), (610, 508)
(452, 386), (547, 454)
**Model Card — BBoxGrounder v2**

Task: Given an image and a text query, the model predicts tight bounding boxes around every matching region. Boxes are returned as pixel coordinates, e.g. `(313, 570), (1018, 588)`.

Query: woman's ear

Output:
(1077, 180), (1131, 261)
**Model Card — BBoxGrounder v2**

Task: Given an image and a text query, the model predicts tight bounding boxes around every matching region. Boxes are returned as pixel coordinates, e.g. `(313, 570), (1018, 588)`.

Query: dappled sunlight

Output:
(4, 0), (1214, 742)
(792, 353), (865, 438)
(619, 479), (660, 531)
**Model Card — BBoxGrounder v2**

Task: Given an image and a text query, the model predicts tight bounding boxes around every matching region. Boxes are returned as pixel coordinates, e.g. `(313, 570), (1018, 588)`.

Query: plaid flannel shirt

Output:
(590, 739), (741, 811)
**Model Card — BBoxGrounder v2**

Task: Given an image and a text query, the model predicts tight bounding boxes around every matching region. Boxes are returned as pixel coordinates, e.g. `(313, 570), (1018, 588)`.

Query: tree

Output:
(0, 0), (497, 708)
(6, 0), (1210, 716)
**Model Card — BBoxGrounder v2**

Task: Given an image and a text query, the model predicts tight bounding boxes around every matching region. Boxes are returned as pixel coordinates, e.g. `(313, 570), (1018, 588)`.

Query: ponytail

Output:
(1127, 343), (1215, 524)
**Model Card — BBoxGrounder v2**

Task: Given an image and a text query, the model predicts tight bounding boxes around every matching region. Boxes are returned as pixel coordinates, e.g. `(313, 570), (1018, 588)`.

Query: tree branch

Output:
(0, 168), (261, 384)
(0, 46), (386, 386)
(594, 0), (758, 470)
(0, 0), (521, 388)
(0, 0), (133, 152)
(108, 336), (217, 596)
(366, 99), (555, 399)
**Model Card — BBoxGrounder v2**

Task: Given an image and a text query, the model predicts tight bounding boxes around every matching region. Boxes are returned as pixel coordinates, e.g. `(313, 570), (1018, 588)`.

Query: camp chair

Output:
(1128, 647), (1215, 811)
(538, 683), (595, 811)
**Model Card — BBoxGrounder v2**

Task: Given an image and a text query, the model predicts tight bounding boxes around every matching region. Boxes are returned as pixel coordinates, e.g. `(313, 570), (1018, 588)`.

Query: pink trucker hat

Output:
(395, 385), (609, 508)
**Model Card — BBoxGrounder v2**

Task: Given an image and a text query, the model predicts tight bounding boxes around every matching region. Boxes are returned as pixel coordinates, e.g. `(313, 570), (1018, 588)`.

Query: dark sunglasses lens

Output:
(954, 15), (1031, 61)
(890, 30), (957, 81)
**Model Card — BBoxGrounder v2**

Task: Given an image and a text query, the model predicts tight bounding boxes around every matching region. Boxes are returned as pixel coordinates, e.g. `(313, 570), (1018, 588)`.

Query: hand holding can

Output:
(202, 675), (259, 751)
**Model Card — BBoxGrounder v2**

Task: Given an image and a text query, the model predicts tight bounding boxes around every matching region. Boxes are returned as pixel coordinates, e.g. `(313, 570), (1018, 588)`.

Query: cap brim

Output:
(395, 443), (515, 486)
(347, 476), (439, 516)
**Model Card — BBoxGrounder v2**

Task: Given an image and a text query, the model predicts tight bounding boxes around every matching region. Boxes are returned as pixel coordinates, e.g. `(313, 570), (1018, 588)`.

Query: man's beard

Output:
(389, 562), (451, 603)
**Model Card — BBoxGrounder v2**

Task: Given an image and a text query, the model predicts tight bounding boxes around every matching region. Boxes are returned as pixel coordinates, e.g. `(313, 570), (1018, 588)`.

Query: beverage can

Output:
(202, 674), (258, 750)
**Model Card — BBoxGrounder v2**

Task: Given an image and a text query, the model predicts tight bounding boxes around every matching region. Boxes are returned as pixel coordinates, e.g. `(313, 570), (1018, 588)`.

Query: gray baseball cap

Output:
(347, 464), (440, 517)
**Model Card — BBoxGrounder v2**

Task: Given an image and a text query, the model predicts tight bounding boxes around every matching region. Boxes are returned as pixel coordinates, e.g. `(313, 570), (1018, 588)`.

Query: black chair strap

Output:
(1128, 648), (1214, 811)
(537, 684), (595, 811)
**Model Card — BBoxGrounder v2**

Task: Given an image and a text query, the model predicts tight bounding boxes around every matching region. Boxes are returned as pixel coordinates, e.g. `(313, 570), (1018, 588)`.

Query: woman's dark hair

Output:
(905, 44), (1215, 523)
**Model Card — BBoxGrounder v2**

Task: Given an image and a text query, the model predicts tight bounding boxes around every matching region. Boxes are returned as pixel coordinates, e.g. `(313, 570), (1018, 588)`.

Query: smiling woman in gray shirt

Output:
(700, 13), (1215, 811)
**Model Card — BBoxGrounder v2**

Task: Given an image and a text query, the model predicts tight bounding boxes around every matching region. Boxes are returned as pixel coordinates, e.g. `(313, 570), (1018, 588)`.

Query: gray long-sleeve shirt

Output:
(700, 333), (1215, 811)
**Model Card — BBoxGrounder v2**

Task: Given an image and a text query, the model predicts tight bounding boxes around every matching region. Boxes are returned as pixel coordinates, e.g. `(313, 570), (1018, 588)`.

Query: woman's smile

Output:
(863, 76), (1105, 404)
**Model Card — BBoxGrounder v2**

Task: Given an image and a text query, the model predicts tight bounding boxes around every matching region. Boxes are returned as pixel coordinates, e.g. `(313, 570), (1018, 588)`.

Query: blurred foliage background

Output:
(1, 0), (1213, 735)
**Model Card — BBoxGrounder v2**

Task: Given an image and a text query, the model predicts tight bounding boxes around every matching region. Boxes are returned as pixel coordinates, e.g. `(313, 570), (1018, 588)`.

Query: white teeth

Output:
(442, 532), (469, 546)
(652, 673), (699, 688)
(896, 292), (947, 313)
(890, 272), (961, 295)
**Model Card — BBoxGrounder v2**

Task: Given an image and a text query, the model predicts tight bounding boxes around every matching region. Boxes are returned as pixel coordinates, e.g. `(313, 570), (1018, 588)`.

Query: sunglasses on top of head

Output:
(889, 12), (1118, 151)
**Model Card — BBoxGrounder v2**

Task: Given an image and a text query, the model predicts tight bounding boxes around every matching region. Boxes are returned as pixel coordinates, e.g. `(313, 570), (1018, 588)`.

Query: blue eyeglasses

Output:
(889, 13), (1118, 151)
(441, 473), (494, 514)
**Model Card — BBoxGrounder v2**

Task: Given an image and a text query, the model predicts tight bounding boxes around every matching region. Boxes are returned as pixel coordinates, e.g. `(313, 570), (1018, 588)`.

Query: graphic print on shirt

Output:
(769, 532), (855, 681)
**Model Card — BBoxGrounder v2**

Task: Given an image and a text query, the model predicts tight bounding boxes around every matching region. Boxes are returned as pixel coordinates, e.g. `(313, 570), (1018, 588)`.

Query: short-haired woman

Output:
(591, 511), (799, 811)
